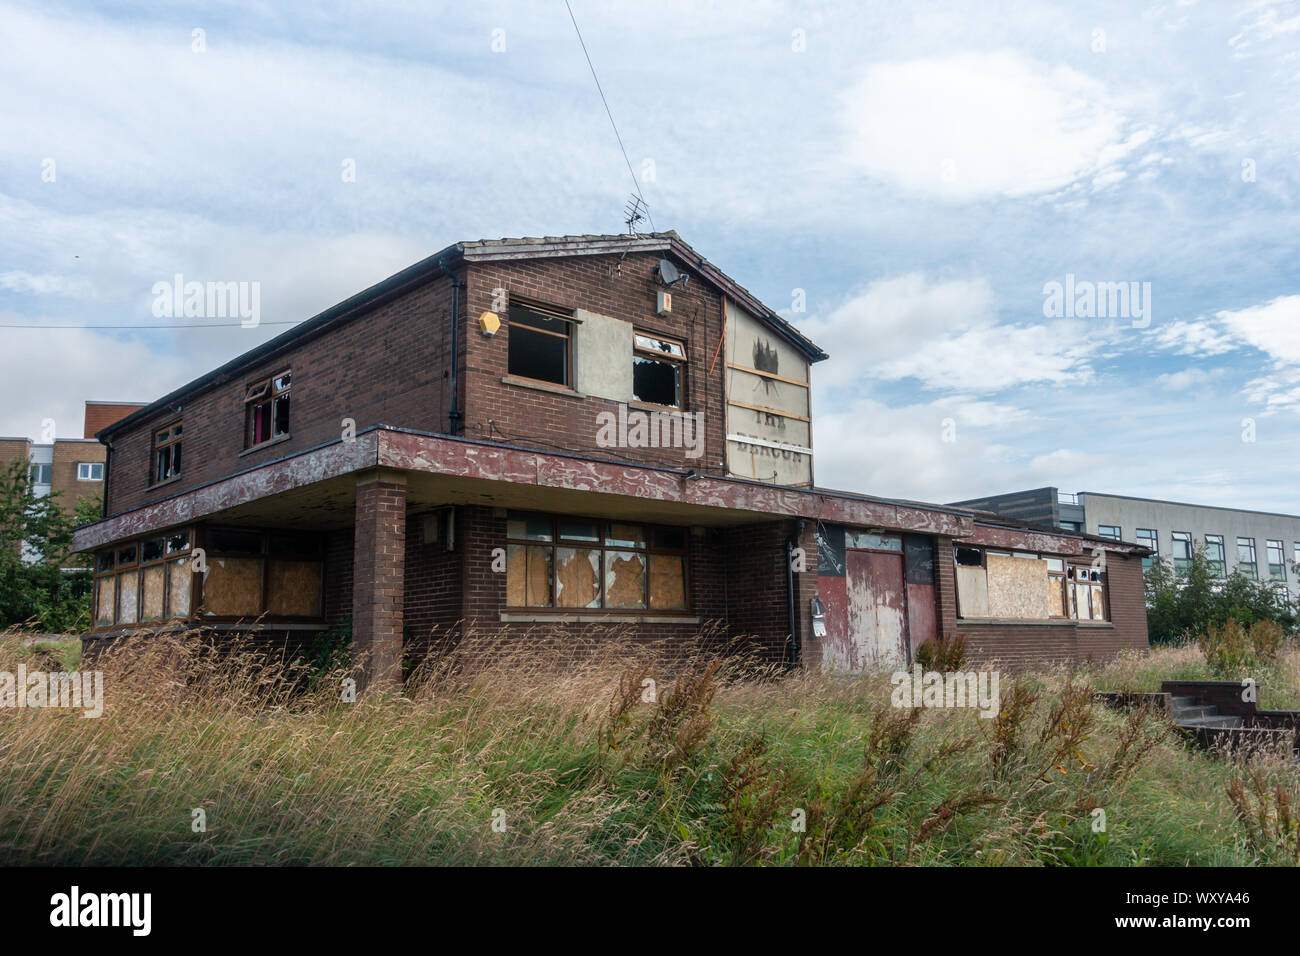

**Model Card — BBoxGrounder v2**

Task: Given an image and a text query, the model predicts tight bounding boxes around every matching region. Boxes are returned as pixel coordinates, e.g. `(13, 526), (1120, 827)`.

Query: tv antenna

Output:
(624, 196), (649, 236)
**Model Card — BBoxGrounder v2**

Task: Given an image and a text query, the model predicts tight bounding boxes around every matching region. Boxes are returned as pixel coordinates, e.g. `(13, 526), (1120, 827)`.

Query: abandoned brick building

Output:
(71, 232), (1149, 684)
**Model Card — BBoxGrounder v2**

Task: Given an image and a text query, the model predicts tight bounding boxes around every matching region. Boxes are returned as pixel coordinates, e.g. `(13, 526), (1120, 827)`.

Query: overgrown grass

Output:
(1, 629), (1297, 866)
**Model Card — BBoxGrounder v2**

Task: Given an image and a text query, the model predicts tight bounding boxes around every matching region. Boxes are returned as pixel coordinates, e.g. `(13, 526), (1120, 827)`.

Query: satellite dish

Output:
(655, 259), (679, 285)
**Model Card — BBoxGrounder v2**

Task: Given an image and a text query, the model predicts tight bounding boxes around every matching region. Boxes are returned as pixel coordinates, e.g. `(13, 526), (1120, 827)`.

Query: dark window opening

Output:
(632, 333), (685, 408)
(508, 303), (572, 386)
(153, 423), (182, 484)
(245, 371), (291, 448)
(955, 547), (983, 566)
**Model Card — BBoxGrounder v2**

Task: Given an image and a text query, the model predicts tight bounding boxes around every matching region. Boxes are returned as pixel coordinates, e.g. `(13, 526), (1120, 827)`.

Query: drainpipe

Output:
(102, 439), (112, 519)
(438, 256), (464, 436)
(785, 531), (800, 668)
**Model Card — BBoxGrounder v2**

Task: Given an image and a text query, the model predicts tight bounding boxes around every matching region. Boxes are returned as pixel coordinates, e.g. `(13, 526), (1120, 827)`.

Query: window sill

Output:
(147, 475), (183, 492)
(628, 399), (688, 415)
(239, 433), (292, 457)
(500, 375), (582, 399)
(501, 612), (699, 625)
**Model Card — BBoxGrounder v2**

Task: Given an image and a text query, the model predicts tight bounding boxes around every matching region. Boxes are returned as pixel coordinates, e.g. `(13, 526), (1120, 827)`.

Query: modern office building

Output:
(950, 487), (1300, 603)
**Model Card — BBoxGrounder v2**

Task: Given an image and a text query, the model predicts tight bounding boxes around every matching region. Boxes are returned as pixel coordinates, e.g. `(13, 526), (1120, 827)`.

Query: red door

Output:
(844, 549), (909, 671)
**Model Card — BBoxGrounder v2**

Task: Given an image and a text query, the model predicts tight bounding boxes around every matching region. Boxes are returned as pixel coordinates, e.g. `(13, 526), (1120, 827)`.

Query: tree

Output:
(0, 459), (97, 632)
(1144, 545), (1296, 644)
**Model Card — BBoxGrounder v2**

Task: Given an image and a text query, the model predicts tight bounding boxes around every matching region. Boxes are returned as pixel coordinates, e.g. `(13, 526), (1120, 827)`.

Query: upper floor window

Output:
(1266, 540), (1286, 580)
(1236, 537), (1257, 578)
(245, 371), (291, 448)
(1097, 524), (1121, 540)
(1136, 528), (1157, 569)
(1171, 531), (1192, 574)
(508, 301), (573, 387)
(1204, 534), (1227, 577)
(153, 423), (182, 484)
(77, 462), (104, 481)
(29, 463), (52, 485)
(632, 333), (686, 408)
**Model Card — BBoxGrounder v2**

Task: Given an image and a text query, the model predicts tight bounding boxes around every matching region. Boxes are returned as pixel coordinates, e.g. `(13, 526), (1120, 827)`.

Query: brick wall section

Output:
(103, 271), (458, 516)
(403, 510), (464, 658)
(51, 440), (105, 513)
(462, 253), (729, 475)
(721, 520), (805, 664)
(84, 403), (144, 438)
(351, 472), (407, 689)
(323, 528), (354, 631)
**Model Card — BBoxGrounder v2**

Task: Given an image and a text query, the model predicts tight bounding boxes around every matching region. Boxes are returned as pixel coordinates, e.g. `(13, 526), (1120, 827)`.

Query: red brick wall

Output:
(51, 440), (105, 513)
(84, 403), (144, 439)
(462, 252), (729, 475)
(104, 271), (458, 516)
(351, 473), (406, 687)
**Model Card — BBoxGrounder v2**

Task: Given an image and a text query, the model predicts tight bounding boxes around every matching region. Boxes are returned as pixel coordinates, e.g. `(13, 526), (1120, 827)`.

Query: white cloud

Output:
(801, 273), (1104, 392)
(838, 52), (1144, 200)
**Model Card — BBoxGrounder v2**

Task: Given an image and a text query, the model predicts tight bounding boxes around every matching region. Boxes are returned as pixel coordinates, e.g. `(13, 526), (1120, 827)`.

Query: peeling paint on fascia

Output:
(71, 433), (379, 552)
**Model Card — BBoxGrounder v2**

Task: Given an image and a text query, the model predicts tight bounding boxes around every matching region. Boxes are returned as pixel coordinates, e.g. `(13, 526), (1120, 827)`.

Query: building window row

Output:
(146, 369), (293, 488)
(506, 298), (689, 410)
(1140, 529), (1292, 584)
(506, 512), (688, 612)
(954, 547), (1107, 622)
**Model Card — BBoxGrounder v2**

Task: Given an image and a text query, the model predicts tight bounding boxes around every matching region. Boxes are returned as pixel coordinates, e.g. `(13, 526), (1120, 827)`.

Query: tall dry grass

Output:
(0, 628), (1296, 865)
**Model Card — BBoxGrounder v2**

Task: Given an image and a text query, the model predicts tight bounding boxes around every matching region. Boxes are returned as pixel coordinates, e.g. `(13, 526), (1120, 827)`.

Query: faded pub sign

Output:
(723, 299), (813, 486)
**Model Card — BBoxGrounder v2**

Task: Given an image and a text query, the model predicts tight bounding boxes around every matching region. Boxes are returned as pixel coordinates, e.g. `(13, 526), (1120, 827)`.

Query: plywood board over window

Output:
(267, 560), (323, 616)
(986, 554), (1052, 619)
(955, 565), (989, 618)
(203, 557), (264, 616)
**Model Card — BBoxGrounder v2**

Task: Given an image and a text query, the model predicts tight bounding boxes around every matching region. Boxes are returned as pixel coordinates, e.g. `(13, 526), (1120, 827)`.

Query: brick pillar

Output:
(352, 469), (407, 692)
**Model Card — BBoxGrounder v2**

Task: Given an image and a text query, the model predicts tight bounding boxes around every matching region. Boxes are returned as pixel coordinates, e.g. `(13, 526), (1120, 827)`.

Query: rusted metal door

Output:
(845, 548), (908, 670)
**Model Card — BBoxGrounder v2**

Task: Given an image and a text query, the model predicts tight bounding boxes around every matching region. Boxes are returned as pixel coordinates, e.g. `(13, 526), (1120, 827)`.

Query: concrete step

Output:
(1180, 714), (1243, 729)
(1170, 696), (1196, 708)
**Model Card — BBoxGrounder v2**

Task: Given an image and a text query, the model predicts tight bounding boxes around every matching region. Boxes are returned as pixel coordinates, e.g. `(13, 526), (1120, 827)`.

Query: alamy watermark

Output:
(151, 274), (261, 327)
(890, 665), (1000, 718)
(1042, 274), (1151, 328)
(0, 665), (103, 718)
(595, 403), (704, 459)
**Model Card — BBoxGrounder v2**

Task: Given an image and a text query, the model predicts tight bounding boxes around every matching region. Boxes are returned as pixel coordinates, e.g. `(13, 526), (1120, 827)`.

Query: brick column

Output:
(352, 469), (407, 692)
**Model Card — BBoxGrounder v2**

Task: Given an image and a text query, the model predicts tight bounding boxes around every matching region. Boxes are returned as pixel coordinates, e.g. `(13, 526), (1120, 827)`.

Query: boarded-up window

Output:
(507, 544), (552, 607)
(168, 558), (191, 617)
(117, 571), (138, 624)
(605, 551), (646, 609)
(95, 577), (115, 626)
(505, 512), (689, 612)
(986, 554), (1051, 619)
(555, 548), (600, 608)
(141, 564), (166, 621)
(204, 557), (264, 616)
(649, 554), (686, 609)
(266, 560), (323, 616)
(955, 565), (989, 618)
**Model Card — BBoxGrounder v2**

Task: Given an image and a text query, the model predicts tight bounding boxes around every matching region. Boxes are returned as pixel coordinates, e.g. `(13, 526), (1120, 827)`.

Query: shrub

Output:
(915, 633), (967, 672)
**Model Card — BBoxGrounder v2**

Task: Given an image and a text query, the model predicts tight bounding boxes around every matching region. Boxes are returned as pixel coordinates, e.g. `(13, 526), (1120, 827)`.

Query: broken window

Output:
(153, 422), (182, 484)
(508, 301), (573, 386)
(245, 370), (291, 449)
(632, 333), (686, 408)
(505, 512), (688, 611)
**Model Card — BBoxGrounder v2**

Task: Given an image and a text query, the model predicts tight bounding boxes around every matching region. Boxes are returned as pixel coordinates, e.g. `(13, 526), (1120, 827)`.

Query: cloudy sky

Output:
(2, 0), (1297, 511)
